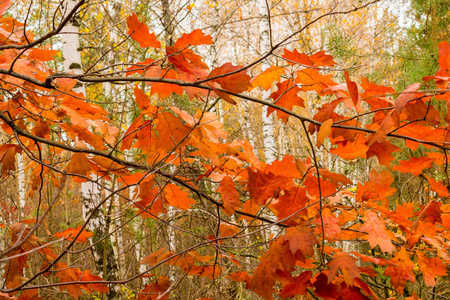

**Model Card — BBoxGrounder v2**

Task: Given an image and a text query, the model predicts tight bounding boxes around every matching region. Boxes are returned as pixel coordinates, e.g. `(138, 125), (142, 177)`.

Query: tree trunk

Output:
(161, 0), (178, 285)
(60, 1), (118, 297)
(17, 154), (25, 219)
(259, 0), (277, 164)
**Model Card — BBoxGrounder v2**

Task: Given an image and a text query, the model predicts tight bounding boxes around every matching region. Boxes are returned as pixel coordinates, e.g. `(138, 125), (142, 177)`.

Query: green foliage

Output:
(396, 0), (450, 89)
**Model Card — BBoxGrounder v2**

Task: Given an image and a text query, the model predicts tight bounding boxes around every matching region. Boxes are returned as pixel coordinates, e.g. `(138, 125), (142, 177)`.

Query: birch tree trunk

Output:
(259, 0), (277, 164)
(209, 0), (224, 124)
(60, 1), (118, 297)
(17, 154), (25, 219)
(161, 0), (178, 284)
(259, 0), (280, 238)
(102, 2), (127, 280)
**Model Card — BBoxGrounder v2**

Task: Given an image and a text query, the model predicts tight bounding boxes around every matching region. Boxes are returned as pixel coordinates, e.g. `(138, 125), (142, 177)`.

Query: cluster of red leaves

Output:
(2, 2), (450, 299)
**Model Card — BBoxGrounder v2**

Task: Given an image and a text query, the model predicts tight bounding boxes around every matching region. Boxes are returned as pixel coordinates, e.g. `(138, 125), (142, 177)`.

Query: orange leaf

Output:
(227, 271), (251, 287)
(164, 184), (195, 210)
(0, 0), (10, 17)
(283, 226), (317, 261)
(18, 289), (43, 300)
(384, 248), (416, 295)
(150, 69), (183, 98)
(394, 83), (421, 113)
(0, 144), (20, 178)
(55, 263), (109, 299)
(247, 155), (300, 205)
(141, 247), (173, 265)
(209, 84), (236, 104)
(344, 70), (360, 106)
(127, 13), (161, 48)
(437, 41), (450, 77)
(64, 125), (108, 151)
(392, 156), (434, 176)
(174, 29), (213, 48)
(65, 153), (92, 180)
(134, 180), (166, 218)
(368, 111), (398, 145)
(32, 118), (50, 138)
(250, 239), (298, 300)
(133, 87), (150, 110)
(309, 51), (337, 66)
(136, 276), (170, 300)
(366, 141), (401, 166)
(270, 186), (309, 224)
(330, 135), (369, 160)
(361, 211), (395, 254)
(267, 79), (304, 123)
(282, 49), (314, 66)
(166, 47), (209, 80)
(360, 77), (395, 98)
(218, 176), (241, 215)
(414, 201), (442, 225)
(416, 252), (447, 287)
(54, 227), (94, 243)
(251, 66), (284, 91)
(207, 63), (251, 94)
(314, 208), (341, 242)
(295, 68), (337, 95)
(27, 49), (59, 61)
(424, 175), (450, 198)
(219, 223), (239, 237)
(279, 271), (312, 298)
(314, 168), (352, 186)
(90, 156), (130, 176)
(352, 252), (393, 266)
(316, 119), (333, 148)
(327, 252), (360, 286)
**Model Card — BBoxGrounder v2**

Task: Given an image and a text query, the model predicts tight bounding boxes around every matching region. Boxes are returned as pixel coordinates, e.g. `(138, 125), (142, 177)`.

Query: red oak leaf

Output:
(327, 252), (361, 286)
(279, 271), (312, 299)
(267, 79), (304, 123)
(416, 252), (447, 287)
(55, 263), (109, 299)
(384, 248), (416, 295)
(282, 49), (314, 66)
(54, 227), (93, 243)
(174, 29), (213, 48)
(437, 41), (450, 77)
(127, 13), (160, 48)
(394, 83), (421, 113)
(218, 176), (241, 215)
(316, 119), (333, 148)
(344, 70), (360, 106)
(251, 66), (285, 91)
(309, 51), (337, 66)
(207, 63), (252, 94)
(360, 211), (396, 254)
(164, 184), (195, 210)
(392, 156), (434, 176)
(283, 226), (317, 262)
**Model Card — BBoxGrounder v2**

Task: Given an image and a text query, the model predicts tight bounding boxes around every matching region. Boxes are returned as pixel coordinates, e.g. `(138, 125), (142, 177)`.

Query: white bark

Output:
(161, 0), (178, 283)
(61, 2), (118, 294)
(242, 101), (255, 148)
(167, 206), (177, 282)
(17, 154), (25, 218)
(259, 0), (279, 238)
(61, 0), (85, 95)
(61, 0), (101, 230)
(259, 0), (277, 163)
(208, 0), (224, 124)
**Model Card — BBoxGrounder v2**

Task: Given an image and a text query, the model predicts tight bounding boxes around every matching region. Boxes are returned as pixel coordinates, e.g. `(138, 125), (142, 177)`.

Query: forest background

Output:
(1, 0), (450, 299)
